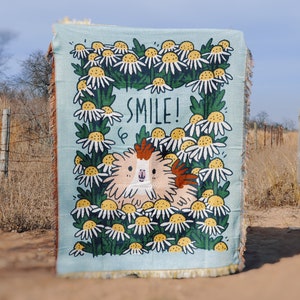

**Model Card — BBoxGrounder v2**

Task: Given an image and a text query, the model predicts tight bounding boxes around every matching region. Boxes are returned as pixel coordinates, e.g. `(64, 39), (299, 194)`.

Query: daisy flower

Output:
(206, 195), (231, 216)
(146, 199), (178, 220)
(186, 135), (226, 161)
(75, 220), (104, 240)
(168, 245), (183, 253)
(70, 43), (90, 59)
(105, 223), (130, 241)
(112, 41), (129, 54)
(100, 106), (123, 125)
(185, 70), (222, 94)
(155, 52), (186, 74)
(214, 241), (228, 252)
(199, 189), (214, 202)
(164, 153), (179, 167)
(92, 199), (120, 220)
(84, 53), (100, 69)
(184, 114), (204, 137)
(141, 47), (161, 68)
(73, 155), (83, 174)
(141, 201), (154, 217)
(182, 200), (212, 219)
(119, 203), (142, 223)
(177, 237), (197, 254)
(146, 233), (174, 252)
(205, 45), (231, 64)
(191, 167), (204, 184)
(81, 66), (114, 89)
(69, 242), (85, 257)
(213, 68), (233, 84)
(176, 41), (194, 60)
(73, 101), (104, 122)
(97, 154), (116, 175)
(73, 79), (94, 104)
(147, 127), (166, 150)
(218, 40), (234, 52)
(161, 213), (193, 234)
(198, 111), (232, 136)
(91, 41), (107, 55)
(71, 198), (97, 219)
(184, 50), (209, 70)
(197, 217), (224, 235)
(161, 127), (190, 152)
(123, 242), (148, 255)
(128, 216), (157, 235)
(176, 140), (196, 163)
(76, 166), (107, 187)
(200, 158), (233, 183)
(114, 53), (145, 75)
(144, 77), (173, 94)
(96, 49), (120, 67)
(77, 131), (115, 153)
(159, 40), (178, 54)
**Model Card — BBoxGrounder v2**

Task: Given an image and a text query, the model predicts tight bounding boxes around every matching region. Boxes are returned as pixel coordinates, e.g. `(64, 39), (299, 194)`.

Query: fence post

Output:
(0, 108), (10, 178)
(298, 111), (300, 185)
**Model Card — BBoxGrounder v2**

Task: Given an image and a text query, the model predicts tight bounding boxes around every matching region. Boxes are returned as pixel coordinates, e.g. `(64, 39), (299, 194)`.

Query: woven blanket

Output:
(51, 23), (252, 278)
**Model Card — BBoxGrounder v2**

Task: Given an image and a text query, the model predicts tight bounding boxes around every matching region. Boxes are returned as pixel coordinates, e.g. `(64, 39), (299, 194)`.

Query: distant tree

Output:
(254, 111), (269, 128)
(282, 118), (296, 131)
(16, 50), (52, 98)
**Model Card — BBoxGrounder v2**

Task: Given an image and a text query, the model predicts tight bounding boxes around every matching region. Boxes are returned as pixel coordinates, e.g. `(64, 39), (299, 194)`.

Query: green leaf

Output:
(132, 38), (146, 57)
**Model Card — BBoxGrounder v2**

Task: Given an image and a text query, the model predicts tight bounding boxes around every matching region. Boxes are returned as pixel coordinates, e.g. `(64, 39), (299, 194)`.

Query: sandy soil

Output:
(0, 206), (300, 300)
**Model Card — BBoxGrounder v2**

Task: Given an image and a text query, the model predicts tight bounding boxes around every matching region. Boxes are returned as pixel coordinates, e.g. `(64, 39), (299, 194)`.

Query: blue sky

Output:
(1, 0), (299, 126)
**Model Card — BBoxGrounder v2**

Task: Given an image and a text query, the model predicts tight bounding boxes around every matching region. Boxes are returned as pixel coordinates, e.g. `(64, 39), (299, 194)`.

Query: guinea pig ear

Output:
(135, 138), (155, 160)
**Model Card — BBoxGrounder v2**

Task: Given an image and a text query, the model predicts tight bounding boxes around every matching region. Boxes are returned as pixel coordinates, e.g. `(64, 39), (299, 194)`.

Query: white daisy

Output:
(97, 154), (116, 175)
(73, 101), (104, 122)
(77, 131), (115, 153)
(161, 213), (193, 234)
(100, 106), (123, 125)
(70, 43), (90, 59)
(177, 237), (197, 254)
(140, 47), (161, 68)
(191, 167), (205, 185)
(176, 140), (196, 163)
(146, 199), (178, 220)
(198, 111), (232, 136)
(175, 41), (194, 60)
(146, 233), (174, 252)
(81, 66), (114, 90)
(186, 70), (223, 94)
(92, 199), (120, 220)
(205, 45), (231, 64)
(91, 41), (107, 55)
(112, 41), (129, 54)
(73, 79), (94, 104)
(197, 217), (224, 235)
(159, 40), (178, 54)
(184, 114), (204, 137)
(96, 49), (120, 67)
(75, 220), (104, 240)
(147, 127), (166, 150)
(69, 242), (85, 257)
(119, 203), (142, 223)
(73, 155), (83, 174)
(71, 199), (98, 219)
(199, 189), (214, 202)
(182, 200), (212, 219)
(213, 68), (233, 84)
(186, 135), (226, 161)
(114, 53), (145, 75)
(76, 166), (107, 188)
(105, 224), (130, 241)
(123, 242), (148, 255)
(127, 216), (157, 235)
(218, 40), (234, 52)
(184, 50), (209, 70)
(161, 128), (190, 152)
(206, 195), (231, 216)
(144, 77), (172, 94)
(84, 53), (100, 69)
(155, 52), (186, 74)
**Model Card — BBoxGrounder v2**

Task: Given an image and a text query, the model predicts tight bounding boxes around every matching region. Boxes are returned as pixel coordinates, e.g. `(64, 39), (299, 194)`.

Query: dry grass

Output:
(0, 96), (299, 231)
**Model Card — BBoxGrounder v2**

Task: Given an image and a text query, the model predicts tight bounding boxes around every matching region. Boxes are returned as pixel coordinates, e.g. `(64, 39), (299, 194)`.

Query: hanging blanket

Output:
(50, 22), (252, 278)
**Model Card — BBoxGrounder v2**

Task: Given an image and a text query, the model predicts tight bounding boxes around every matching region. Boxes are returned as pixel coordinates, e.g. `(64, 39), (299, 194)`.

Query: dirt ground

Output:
(0, 206), (299, 300)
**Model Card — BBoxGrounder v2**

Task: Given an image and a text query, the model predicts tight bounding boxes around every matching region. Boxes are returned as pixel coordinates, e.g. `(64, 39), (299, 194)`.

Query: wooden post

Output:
(254, 122), (258, 150)
(0, 108), (10, 178)
(298, 111), (300, 185)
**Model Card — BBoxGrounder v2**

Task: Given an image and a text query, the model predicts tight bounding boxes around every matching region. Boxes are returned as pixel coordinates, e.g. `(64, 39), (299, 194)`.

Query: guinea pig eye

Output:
(152, 168), (156, 175)
(128, 166), (133, 172)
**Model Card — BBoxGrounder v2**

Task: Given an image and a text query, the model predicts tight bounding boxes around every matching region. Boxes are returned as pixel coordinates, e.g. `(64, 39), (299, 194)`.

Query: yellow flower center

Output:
(122, 53), (138, 63)
(87, 53), (98, 61)
(142, 201), (154, 210)
(129, 242), (142, 250)
(102, 154), (115, 165)
(101, 106), (113, 114)
(114, 41), (128, 51)
(179, 41), (194, 51)
(161, 40), (176, 50)
(170, 128), (185, 140)
(152, 77), (167, 86)
(187, 50), (201, 60)
(84, 166), (99, 176)
(218, 40), (230, 50)
(76, 199), (91, 208)
(88, 131), (104, 142)
(145, 47), (158, 58)
(207, 195), (225, 207)
(204, 218), (217, 227)
(199, 70), (214, 81)
(92, 41), (105, 51)
(164, 153), (178, 165)
(169, 213), (186, 224)
(213, 68), (225, 77)
(111, 224), (125, 233)
(201, 189), (214, 198)
(191, 167), (201, 176)
(211, 45), (223, 54)
(169, 245), (182, 253)
(75, 44), (86, 51)
(197, 135), (213, 147)
(83, 220), (97, 230)
(189, 114), (204, 124)
(74, 155), (82, 165)
(101, 199), (118, 210)
(162, 52), (179, 63)
(77, 80), (88, 91)
(207, 111), (225, 123)
(82, 101), (96, 111)
(88, 66), (105, 78)
(74, 242), (85, 251)
(214, 241), (228, 252)
(208, 158), (224, 169)
(153, 233), (167, 243)
(151, 127), (166, 139)
(135, 216), (151, 226)
(191, 201), (206, 211)
(154, 199), (171, 210)
(180, 140), (195, 151)
(177, 237), (192, 247)
(102, 49), (114, 57)
(121, 203), (136, 214)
